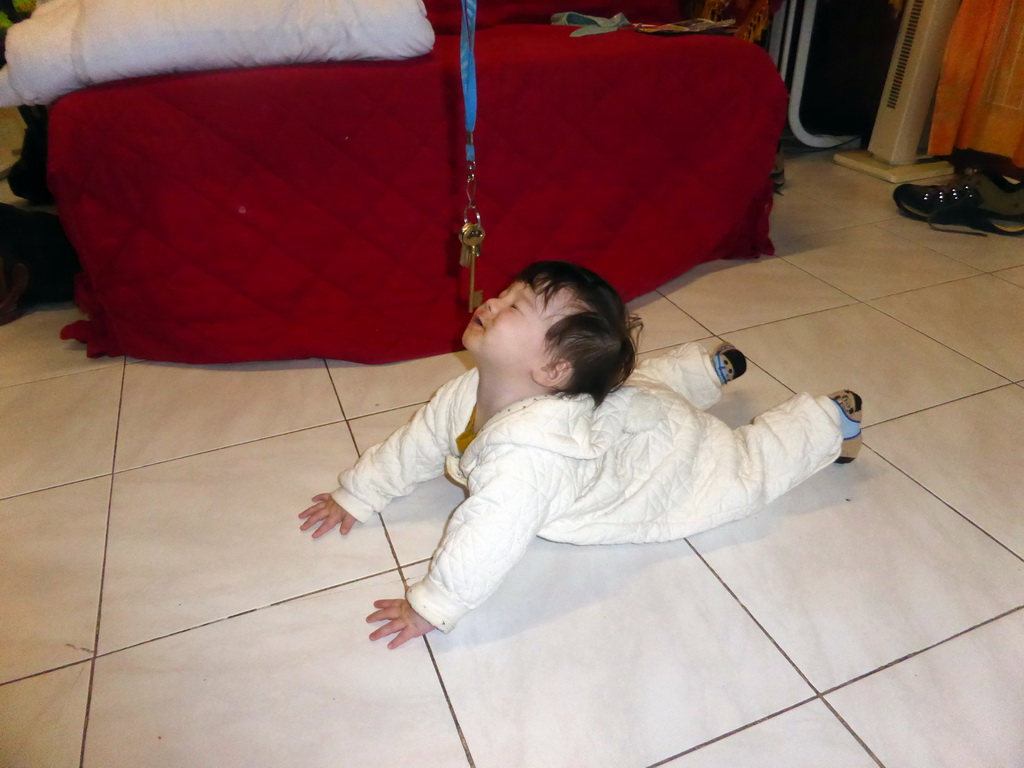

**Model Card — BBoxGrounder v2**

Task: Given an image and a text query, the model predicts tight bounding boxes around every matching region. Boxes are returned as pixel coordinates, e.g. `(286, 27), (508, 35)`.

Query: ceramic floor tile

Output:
(0, 305), (123, 388)
(690, 448), (1024, 692)
(328, 350), (473, 418)
(0, 662), (91, 768)
(628, 291), (709, 352)
(347, 403), (467, 567)
(347, 403), (420, 455)
(997, 265), (1024, 289)
(381, 477), (467, 566)
(416, 539), (814, 768)
(85, 574), (469, 768)
(704, 363), (798, 429)
(0, 366), (122, 498)
(642, 338), (799, 421)
(783, 156), (902, 225)
(778, 223), (979, 300)
(769, 189), (863, 245)
(0, 478), (109, 683)
(826, 609), (1024, 768)
(865, 385), (1024, 557)
(875, 216), (1024, 272)
(100, 423), (395, 653)
(663, 700), (875, 767)
(115, 360), (343, 470)
(348, 406), (466, 565)
(648, 339), (799, 429)
(871, 274), (1024, 380)
(727, 303), (1006, 425)
(659, 257), (854, 335)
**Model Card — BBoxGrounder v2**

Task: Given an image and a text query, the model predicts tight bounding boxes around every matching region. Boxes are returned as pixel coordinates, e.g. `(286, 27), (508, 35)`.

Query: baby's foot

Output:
(712, 343), (746, 384)
(830, 390), (862, 464)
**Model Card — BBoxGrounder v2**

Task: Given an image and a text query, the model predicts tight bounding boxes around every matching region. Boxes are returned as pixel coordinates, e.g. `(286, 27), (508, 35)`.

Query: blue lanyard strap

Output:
(459, 0), (478, 164)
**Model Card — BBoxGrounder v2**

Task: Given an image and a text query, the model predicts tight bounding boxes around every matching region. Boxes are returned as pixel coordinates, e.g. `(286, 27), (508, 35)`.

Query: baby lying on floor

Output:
(299, 261), (863, 648)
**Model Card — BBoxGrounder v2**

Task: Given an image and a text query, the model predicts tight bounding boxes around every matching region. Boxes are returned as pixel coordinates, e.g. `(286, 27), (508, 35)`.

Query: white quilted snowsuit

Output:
(332, 342), (844, 632)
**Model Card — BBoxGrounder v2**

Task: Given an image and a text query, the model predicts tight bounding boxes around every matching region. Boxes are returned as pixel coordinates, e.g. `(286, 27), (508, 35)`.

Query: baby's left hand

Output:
(367, 598), (435, 649)
(298, 493), (358, 538)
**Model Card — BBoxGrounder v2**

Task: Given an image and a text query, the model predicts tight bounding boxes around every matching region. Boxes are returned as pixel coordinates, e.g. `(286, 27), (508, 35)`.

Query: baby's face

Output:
(462, 281), (576, 376)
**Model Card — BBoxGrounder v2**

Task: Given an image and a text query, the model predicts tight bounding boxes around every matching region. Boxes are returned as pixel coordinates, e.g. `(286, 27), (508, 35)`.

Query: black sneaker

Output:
(893, 171), (1024, 236)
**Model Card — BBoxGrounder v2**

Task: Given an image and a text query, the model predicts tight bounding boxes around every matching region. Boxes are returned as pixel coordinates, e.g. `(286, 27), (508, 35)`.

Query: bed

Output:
(41, 0), (787, 362)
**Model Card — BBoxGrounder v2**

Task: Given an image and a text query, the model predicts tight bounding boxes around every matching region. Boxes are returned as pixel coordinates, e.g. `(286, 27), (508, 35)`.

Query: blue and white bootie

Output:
(830, 389), (863, 464)
(712, 343), (747, 385)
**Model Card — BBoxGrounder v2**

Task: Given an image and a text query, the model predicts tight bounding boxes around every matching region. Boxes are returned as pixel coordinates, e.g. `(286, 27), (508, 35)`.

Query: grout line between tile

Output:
(781, 251), (988, 303)
(685, 540), (818, 693)
(863, 270), (993, 302)
(860, 381), (1017, 431)
(111, 418), (350, 475)
(992, 267), (1024, 286)
(378, 516), (405, 581)
(0, 567), (410, 694)
(865, 439), (1024, 564)
(1, 472), (112, 504)
(322, 358), (349, 423)
(0, 657), (92, 690)
(772, 217), (899, 250)
(680, 508), (1024, 766)
(80, 567), (405, 666)
(345, 400), (432, 422)
(422, 636), (477, 768)
(400, 556), (433, 569)
(323, 356), (367, 461)
(685, 300), (863, 339)
(649, 292), (716, 339)
(325, 360), (464, 753)
(79, 665), (95, 768)
(80, 358), (125, 768)
(658, 270), (1016, 390)
(780, 214), (995, 278)
(655, 262), (868, 345)
(107, 359), (127, 475)
(733, 353), (799, 398)
(645, 695), (817, 767)
(637, 335), (718, 360)
(771, 256), (865, 305)
(0, 360), (127, 393)
(866, 296), (1017, 383)
(708, 289), (1015, 393)
(818, 696), (887, 768)
(381, 526), (475, 766)
(820, 604), (1024, 699)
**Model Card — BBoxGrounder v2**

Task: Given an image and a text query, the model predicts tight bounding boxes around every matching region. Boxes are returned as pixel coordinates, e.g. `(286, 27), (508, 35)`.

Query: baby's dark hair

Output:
(515, 261), (642, 405)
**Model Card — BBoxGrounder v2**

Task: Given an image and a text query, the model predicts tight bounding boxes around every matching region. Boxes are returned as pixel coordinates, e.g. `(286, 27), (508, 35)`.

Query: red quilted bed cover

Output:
(49, 27), (786, 364)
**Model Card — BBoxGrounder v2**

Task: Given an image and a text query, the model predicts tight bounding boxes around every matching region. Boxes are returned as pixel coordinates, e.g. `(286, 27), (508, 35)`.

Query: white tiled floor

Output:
(2, 152), (1023, 767)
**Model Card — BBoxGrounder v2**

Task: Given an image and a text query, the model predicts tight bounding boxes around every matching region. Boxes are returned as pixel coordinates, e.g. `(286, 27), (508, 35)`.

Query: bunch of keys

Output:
(460, 220), (485, 312)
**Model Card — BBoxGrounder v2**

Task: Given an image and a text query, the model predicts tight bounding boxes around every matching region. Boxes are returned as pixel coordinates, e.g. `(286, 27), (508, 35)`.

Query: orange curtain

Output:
(929, 0), (1024, 167)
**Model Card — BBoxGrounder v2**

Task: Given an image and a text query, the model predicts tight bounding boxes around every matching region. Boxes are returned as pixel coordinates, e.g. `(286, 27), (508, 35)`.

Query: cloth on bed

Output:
(49, 28), (786, 364)
(0, 0), (434, 106)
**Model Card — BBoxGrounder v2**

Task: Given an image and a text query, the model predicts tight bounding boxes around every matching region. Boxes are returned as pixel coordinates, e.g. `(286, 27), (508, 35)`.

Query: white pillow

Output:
(0, 0), (435, 106)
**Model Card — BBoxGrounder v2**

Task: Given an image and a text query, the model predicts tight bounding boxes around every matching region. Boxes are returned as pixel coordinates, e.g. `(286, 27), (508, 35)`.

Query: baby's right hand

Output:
(299, 493), (358, 538)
